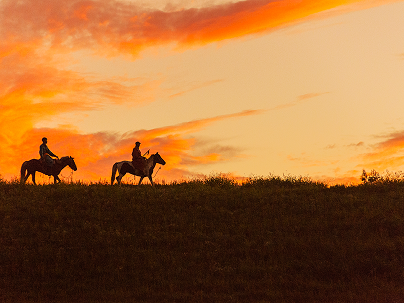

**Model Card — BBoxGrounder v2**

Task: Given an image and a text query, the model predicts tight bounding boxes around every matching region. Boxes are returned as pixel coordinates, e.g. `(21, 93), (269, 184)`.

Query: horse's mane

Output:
(146, 153), (157, 160)
(60, 156), (72, 160)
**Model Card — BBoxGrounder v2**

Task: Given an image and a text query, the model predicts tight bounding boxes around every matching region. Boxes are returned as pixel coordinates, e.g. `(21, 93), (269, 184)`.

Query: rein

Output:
(57, 158), (75, 182)
(153, 165), (162, 178)
(150, 154), (163, 178)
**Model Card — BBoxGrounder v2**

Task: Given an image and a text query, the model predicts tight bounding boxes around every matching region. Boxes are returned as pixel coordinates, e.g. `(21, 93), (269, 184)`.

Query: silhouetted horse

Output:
(21, 156), (77, 184)
(111, 152), (166, 186)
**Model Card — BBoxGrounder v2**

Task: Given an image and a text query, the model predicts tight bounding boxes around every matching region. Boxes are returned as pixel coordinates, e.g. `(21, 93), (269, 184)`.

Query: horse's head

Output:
(63, 156), (77, 171)
(153, 152), (166, 166)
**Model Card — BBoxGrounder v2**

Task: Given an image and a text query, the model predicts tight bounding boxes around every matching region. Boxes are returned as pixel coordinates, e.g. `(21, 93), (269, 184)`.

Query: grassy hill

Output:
(1, 176), (404, 302)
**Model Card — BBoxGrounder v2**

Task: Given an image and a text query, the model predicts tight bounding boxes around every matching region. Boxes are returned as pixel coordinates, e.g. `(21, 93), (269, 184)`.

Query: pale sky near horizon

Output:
(1, 0), (404, 184)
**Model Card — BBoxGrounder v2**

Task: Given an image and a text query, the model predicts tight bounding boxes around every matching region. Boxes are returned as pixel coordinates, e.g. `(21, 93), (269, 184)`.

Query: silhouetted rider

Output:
(39, 137), (58, 167)
(132, 141), (147, 175)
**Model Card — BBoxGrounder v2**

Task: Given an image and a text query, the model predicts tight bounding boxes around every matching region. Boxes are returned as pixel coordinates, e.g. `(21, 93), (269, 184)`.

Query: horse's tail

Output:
(111, 163), (118, 185)
(20, 161), (28, 183)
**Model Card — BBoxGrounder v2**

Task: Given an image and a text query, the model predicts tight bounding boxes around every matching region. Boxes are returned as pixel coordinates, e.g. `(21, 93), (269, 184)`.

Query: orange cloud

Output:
(287, 130), (404, 185)
(0, 46), (164, 179)
(2, 110), (262, 183)
(1, 0), (398, 58)
(357, 131), (404, 171)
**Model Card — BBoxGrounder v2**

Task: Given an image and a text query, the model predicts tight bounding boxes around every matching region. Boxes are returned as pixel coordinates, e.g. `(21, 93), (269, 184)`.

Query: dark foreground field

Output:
(1, 176), (404, 302)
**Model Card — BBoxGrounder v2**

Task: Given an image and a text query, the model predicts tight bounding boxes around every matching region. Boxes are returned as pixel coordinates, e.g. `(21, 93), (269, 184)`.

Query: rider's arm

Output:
(46, 147), (57, 158)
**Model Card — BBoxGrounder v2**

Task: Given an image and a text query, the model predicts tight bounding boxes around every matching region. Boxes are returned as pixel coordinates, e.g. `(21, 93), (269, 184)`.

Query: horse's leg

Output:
(138, 176), (144, 185)
(148, 176), (154, 186)
(23, 172), (29, 184)
(111, 163), (118, 185)
(21, 170), (28, 184)
(32, 172), (36, 185)
(117, 172), (125, 185)
(20, 163), (27, 184)
(54, 175), (61, 184)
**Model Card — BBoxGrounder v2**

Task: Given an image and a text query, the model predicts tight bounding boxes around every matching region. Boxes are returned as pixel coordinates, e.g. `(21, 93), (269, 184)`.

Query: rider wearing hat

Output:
(39, 137), (58, 167)
(132, 141), (147, 175)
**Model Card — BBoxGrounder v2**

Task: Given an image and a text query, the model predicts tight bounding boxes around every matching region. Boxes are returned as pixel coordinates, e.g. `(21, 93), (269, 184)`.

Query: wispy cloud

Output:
(270, 92), (329, 111)
(297, 93), (329, 101)
(1, 0), (394, 58)
(169, 79), (224, 98)
(356, 130), (404, 171)
(347, 141), (365, 148)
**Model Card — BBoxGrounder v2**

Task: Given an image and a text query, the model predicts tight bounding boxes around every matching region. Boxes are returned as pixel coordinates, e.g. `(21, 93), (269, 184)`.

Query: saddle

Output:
(40, 157), (54, 175)
(132, 156), (146, 173)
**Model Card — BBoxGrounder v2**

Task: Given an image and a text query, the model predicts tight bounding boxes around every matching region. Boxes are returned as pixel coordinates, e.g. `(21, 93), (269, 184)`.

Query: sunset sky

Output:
(1, 0), (404, 184)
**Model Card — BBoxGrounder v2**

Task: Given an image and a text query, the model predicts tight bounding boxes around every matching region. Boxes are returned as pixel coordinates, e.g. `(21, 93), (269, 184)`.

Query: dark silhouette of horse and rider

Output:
(20, 138), (166, 185)
(111, 141), (166, 185)
(20, 137), (77, 184)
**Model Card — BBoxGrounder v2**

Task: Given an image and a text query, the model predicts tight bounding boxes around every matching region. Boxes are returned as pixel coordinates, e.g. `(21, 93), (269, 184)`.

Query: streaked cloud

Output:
(347, 141), (365, 148)
(2, 110), (263, 182)
(357, 130), (404, 171)
(270, 92), (329, 111)
(1, 0), (396, 58)
(169, 79), (224, 98)
(325, 144), (337, 150)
